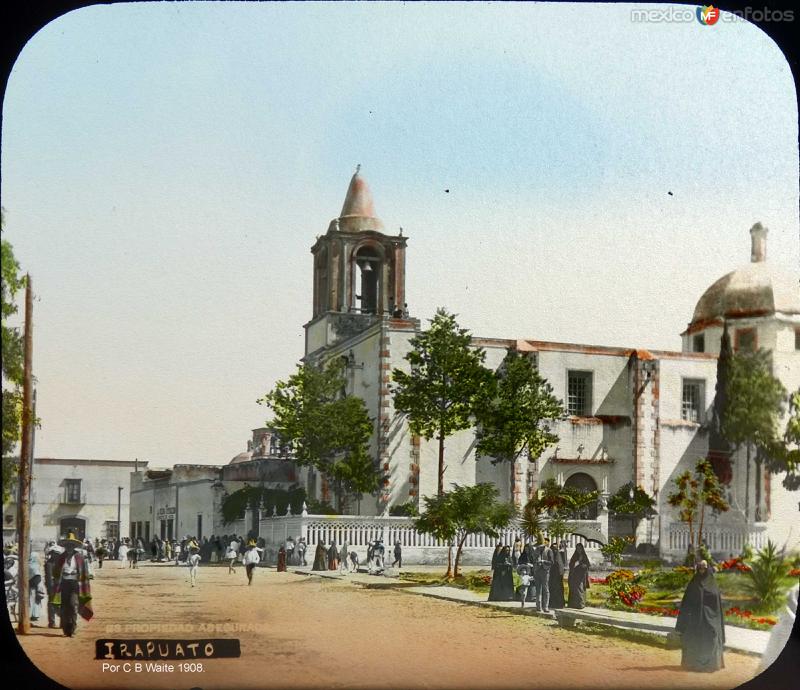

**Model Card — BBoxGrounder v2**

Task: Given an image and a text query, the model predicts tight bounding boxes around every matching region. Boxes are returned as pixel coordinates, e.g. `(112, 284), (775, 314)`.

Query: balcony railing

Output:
(60, 491), (87, 505)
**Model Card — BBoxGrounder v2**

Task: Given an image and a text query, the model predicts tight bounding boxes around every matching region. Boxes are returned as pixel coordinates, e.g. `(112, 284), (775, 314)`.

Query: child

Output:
(519, 566), (532, 608)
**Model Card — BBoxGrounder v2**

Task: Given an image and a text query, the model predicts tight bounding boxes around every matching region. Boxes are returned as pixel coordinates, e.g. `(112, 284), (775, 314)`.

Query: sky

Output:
(1, 2), (798, 467)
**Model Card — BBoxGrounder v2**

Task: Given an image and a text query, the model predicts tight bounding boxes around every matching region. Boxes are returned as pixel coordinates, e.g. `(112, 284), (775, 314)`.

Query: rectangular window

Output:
(693, 334), (705, 353)
(567, 370), (592, 416)
(681, 379), (705, 423)
(735, 328), (756, 352)
(106, 521), (119, 540)
(64, 479), (82, 503)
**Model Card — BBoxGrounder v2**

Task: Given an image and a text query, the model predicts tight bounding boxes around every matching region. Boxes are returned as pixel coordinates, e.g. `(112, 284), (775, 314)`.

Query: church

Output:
(299, 168), (800, 558)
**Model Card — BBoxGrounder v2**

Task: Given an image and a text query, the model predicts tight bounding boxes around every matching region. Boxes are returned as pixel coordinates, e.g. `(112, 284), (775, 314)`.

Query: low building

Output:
(3, 457), (147, 549)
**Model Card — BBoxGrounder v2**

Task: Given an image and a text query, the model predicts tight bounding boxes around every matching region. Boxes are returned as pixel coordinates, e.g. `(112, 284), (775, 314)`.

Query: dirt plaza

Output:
(13, 561), (763, 690)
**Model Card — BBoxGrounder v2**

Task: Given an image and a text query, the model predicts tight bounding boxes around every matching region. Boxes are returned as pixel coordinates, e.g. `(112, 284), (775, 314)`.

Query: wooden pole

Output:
(16, 275), (33, 634)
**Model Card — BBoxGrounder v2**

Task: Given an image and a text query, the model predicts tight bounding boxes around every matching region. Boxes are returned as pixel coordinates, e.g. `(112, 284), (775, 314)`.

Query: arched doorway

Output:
(564, 472), (599, 519)
(59, 516), (86, 540)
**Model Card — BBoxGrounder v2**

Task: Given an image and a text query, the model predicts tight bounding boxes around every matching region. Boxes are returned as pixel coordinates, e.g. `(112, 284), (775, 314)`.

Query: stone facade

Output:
(3, 457), (147, 550)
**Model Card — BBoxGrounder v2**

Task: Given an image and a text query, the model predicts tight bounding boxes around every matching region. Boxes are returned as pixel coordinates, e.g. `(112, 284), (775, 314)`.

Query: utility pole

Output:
(117, 486), (123, 542)
(16, 275), (33, 635)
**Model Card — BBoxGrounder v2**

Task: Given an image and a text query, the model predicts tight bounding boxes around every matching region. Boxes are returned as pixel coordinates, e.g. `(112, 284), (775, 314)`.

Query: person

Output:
(349, 551), (359, 573)
(534, 538), (554, 612)
(242, 539), (263, 585)
(312, 541), (327, 571)
(28, 552), (46, 624)
(286, 537), (296, 566)
(488, 545), (515, 601)
(327, 541), (339, 571)
(374, 539), (385, 571)
(52, 532), (93, 637)
(512, 537), (523, 568)
(43, 543), (62, 628)
(519, 540), (538, 604)
(392, 541), (402, 569)
(276, 544), (287, 572)
(518, 565), (532, 608)
(118, 539), (129, 567)
(548, 539), (567, 609)
(567, 542), (591, 609)
(187, 539), (201, 587)
(164, 539), (172, 562)
(226, 538), (239, 574)
(339, 541), (349, 574)
(133, 537), (145, 569)
(297, 538), (307, 566)
(95, 540), (107, 569)
(675, 560), (725, 672)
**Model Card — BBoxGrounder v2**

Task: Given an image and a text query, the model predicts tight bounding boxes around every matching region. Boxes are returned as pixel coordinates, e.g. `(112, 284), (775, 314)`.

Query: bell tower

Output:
(310, 167), (408, 319)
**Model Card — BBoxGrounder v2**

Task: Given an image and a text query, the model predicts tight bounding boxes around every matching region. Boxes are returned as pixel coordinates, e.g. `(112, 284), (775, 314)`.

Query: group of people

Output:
(300, 537), (400, 576)
(489, 538), (591, 612)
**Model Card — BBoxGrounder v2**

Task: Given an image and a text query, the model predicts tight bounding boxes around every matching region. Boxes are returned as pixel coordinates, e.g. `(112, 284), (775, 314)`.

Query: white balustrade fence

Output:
(258, 514), (603, 553)
(667, 524), (767, 557)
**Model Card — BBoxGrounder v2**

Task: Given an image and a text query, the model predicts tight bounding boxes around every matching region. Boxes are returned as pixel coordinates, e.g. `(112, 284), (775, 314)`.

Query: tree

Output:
(520, 478), (600, 544)
(607, 481), (657, 542)
(392, 308), (493, 496)
(474, 350), (563, 465)
(258, 359), (378, 513)
(707, 323), (734, 484)
(722, 350), (786, 521)
(667, 458), (729, 561)
(764, 388), (800, 491)
(415, 484), (516, 578)
(1, 229), (25, 504)
(414, 491), (457, 578)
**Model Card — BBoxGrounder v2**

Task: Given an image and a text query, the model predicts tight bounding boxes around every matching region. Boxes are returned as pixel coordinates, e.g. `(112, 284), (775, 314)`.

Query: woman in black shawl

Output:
(675, 560), (725, 672)
(327, 541), (339, 571)
(548, 540), (567, 608)
(276, 545), (287, 572)
(567, 542), (590, 608)
(311, 541), (327, 571)
(488, 545), (515, 601)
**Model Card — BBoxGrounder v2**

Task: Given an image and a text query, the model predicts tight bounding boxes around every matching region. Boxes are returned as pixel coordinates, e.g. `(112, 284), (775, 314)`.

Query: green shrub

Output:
(389, 501), (419, 517)
(744, 540), (786, 613)
(305, 498), (338, 515)
(601, 536), (632, 566)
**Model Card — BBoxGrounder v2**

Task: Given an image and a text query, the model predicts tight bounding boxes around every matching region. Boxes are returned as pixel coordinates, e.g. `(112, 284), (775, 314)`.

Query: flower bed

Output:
(606, 569), (646, 609)
(637, 604), (679, 617)
(724, 607), (777, 630)
(718, 557), (751, 573)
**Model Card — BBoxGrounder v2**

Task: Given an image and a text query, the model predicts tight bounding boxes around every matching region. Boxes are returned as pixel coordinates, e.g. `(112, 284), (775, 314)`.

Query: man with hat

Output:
(186, 537), (201, 587)
(52, 532), (93, 637)
(242, 539), (263, 585)
(43, 541), (63, 628)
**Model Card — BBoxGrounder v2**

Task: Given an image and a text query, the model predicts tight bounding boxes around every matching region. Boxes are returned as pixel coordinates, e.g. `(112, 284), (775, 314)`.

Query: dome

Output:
(229, 450), (253, 465)
(688, 223), (800, 330)
(335, 165), (384, 233)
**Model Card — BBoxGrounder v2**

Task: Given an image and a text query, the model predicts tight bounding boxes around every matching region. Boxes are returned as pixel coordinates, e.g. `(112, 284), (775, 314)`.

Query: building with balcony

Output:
(2, 457), (147, 549)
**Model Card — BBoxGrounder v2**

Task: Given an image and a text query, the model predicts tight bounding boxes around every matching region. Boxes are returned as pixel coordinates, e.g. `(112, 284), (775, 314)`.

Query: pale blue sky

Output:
(2, 2), (798, 465)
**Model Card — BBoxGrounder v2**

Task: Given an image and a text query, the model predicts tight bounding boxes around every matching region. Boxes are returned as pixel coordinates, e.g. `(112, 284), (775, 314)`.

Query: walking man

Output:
(242, 539), (263, 585)
(52, 532), (93, 637)
(534, 538), (554, 613)
(187, 539), (201, 587)
(392, 541), (402, 569)
(43, 543), (61, 629)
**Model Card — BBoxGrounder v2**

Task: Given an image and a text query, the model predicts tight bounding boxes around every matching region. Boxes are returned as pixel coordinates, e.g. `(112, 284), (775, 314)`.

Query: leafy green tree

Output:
(474, 350), (563, 464)
(2, 228), (25, 504)
(607, 481), (657, 542)
(392, 308), (493, 496)
(520, 478), (599, 544)
(667, 458), (729, 561)
(259, 359), (377, 513)
(415, 491), (458, 578)
(221, 485), (307, 524)
(707, 323), (734, 483)
(416, 484), (516, 578)
(722, 350), (787, 520)
(764, 388), (800, 490)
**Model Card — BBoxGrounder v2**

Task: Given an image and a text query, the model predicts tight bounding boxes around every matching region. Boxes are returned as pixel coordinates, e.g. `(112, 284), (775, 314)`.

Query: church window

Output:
(354, 247), (381, 314)
(734, 328), (756, 352)
(693, 334), (705, 353)
(681, 379), (705, 423)
(567, 371), (592, 416)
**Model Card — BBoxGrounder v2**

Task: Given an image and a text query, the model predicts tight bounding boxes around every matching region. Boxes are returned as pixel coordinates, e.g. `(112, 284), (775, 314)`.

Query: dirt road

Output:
(14, 562), (761, 690)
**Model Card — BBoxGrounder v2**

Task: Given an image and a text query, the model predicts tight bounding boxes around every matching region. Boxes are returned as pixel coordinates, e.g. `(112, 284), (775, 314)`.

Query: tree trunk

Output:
(755, 449), (762, 522)
(453, 534), (467, 578)
(438, 431), (445, 496)
(745, 443), (751, 522)
(697, 501), (706, 559)
(445, 541), (453, 579)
